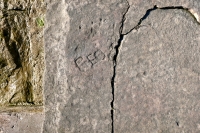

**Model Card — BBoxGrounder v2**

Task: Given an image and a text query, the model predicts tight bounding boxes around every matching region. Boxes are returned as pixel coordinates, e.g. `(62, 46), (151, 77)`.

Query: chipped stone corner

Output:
(188, 8), (200, 22)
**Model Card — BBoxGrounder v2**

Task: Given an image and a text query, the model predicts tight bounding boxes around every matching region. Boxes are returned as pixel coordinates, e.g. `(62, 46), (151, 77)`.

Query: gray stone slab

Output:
(115, 8), (200, 133)
(43, 0), (128, 132)
(123, 0), (200, 34)
(43, 0), (200, 132)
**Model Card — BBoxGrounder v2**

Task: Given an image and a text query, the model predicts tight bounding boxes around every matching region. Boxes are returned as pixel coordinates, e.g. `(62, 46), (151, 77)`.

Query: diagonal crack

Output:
(111, 3), (200, 133)
(124, 5), (200, 35)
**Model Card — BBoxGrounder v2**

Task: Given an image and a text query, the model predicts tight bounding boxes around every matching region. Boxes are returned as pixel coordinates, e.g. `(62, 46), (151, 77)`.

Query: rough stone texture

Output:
(115, 7), (200, 133)
(44, 0), (129, 132)
(0, 112), (44, 133)
(1, 0), (200, 132)
(123, 0), (200, 34)
(43, 0), (200, 133)
(0, 0), (45, 133)
(0, 0), (45, 106)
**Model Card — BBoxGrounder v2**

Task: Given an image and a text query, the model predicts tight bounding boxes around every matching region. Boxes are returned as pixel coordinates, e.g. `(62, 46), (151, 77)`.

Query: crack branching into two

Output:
(124, 5), (158, 35)
(110, 2), (130, 133)
(124, 5), (200, 35)
(110, 4), (200, 133)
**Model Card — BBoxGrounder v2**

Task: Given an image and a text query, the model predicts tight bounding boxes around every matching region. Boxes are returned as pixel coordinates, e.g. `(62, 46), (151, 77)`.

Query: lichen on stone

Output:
(36, 17), (45, 27)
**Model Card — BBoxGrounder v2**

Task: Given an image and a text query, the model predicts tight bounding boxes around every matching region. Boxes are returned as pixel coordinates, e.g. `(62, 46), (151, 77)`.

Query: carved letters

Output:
(75, 49), (105, 71)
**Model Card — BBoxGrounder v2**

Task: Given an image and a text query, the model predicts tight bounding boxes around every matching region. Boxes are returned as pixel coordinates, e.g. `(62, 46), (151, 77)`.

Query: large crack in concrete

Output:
(111, 3), (200, 133)
(124, 5), (200, 35)
(111, 2), (130, 132)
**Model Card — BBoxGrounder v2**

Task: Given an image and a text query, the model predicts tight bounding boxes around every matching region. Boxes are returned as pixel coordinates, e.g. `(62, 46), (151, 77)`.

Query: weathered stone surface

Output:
(0, 112), (44, 133)
(43, 0), (200, 133)
(0, 1), (45, 106)
(123, 0), (200, 34)
(115, 8), (200, 133)
(44, 0), (129, 132)
(1, 0), (200, 132)
(0, 0), (45, 133)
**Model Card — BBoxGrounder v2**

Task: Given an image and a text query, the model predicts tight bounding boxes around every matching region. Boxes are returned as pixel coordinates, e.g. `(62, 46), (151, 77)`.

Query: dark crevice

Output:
(25, 82), (34, 104)
(123, 5), (158, 35)
(138, 5), (158, 26)
(8, 9), (26, 12)
(2, 21), (22, 69)
(176, 121), (179, 127)
(111, 1), (130, 133)
(3, 0), (8, 9)
(160, 6), (186, 10)
(2, 0), (22, 69)
(160, 6), (200, 24)
(124, 5), (199, 35)
(111, 4), (199, 133)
